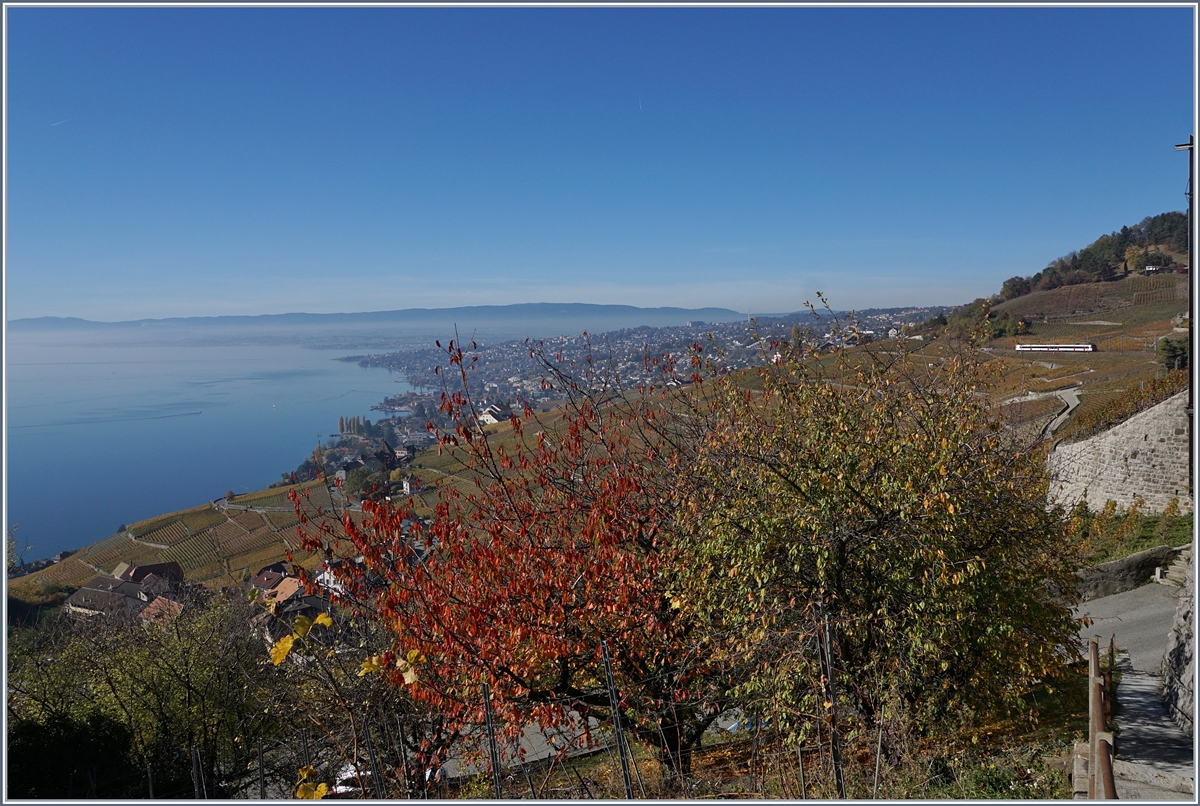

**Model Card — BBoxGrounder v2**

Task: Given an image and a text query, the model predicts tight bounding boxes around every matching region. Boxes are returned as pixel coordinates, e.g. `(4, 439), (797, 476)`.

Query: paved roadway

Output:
(1077, 581), (1184, 674)
(1076, 581), (1194, 797)
(1045, 386), (1082, 436)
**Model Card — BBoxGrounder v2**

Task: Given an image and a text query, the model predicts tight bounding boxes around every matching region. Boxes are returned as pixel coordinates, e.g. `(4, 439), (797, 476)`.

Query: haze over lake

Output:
(6, 304), (750, 560)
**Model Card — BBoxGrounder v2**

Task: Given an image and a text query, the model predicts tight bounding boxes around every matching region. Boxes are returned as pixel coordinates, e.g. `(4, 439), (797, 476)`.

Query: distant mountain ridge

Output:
(8, 302), (745, 329)
(8, 303), (749, 349)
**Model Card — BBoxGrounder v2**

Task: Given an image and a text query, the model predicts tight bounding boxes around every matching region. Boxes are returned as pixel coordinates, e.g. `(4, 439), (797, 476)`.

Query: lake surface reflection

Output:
(6, 333), (413, 559)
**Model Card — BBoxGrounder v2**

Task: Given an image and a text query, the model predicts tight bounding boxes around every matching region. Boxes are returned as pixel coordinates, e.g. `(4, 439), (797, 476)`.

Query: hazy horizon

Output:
(7, 301), (754, 326)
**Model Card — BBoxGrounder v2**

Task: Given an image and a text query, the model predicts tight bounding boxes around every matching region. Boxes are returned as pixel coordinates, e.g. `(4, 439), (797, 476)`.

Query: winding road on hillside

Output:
(1045, 386), (1082, 436)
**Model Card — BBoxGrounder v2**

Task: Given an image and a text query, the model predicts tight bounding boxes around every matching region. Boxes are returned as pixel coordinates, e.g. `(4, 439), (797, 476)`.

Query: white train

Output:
(1014, 343), (1097, 352)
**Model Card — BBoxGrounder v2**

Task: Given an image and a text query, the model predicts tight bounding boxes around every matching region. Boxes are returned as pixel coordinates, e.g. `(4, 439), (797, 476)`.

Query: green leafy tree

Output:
(7, 592), (279, 797)
(672, 325), (1083, 754)
(1000, 276), (1031, 300)
(1169, 226), (1188, 256)
(1145, 250), (1174, 268)
(1159, 336), (1189, 371)
(8, 711), (141, 797)
(343, 466), (373, 496)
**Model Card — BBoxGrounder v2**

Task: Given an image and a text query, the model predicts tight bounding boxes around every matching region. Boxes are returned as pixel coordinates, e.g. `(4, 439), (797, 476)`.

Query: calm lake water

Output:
(6, 333), (413, 560)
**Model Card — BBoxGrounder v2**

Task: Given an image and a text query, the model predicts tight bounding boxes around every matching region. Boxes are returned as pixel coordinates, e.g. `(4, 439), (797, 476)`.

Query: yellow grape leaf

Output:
(358, 655), (384, 677)
(292, 615), (313, 639)
(296, 782), (329, 800)
(269, 634), (295, 666)
(298, 765), (316, 781)
(314, 612), (333, 628)
(405, 649), (427, 665)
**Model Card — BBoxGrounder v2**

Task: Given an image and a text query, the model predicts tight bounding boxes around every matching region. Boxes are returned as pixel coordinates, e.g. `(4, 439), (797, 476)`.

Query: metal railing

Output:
(1087, 634), (1118, 799)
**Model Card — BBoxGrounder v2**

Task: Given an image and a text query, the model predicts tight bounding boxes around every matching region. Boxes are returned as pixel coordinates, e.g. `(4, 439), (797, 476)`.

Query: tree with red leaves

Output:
(294, 335), (729, 783)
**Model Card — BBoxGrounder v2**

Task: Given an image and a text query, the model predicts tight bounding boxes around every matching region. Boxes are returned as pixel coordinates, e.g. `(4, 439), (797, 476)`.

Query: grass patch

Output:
(1070, 499), (1193, 564)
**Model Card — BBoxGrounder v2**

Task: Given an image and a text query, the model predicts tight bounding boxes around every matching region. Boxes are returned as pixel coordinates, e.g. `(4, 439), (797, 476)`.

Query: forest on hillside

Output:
(1000, 211), (1188, 300)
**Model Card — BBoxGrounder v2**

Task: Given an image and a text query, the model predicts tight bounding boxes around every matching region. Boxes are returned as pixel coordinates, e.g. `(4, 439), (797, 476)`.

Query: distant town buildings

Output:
(352, 306), (953, 415)
(478, 403), (513, 426)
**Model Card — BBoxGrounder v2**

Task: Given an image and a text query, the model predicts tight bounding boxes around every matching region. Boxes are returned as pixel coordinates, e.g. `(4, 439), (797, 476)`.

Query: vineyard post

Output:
(483, 683), (504, 798)
(364, 719), (385, 799)
(872, 711), (884, 798)
(394, 716), (414, 799)
(819, 605), (846, 799)
(797, 744), (806, 799)
(601, 641), (635, 799)
(514, 740), (537, 798)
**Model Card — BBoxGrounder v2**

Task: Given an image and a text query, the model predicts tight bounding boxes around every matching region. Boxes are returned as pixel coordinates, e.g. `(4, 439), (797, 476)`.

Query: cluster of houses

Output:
(247, 534), (426, 645)
(63, 561), (187, 624)
(246, 561), (338, 642)
(333, 441), (422, 494)
(61, 556), (347, 639)
(60, 520), (433, 658)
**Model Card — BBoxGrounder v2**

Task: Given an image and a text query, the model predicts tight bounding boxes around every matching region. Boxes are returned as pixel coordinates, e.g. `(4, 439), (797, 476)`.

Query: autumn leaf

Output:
(395, 658), (419, 686)
(314, 612), (333, 628)
(296, 782), (329, 799)
(269, 634), (295, 666)
(292, 615), (313, 639)
(358, 655), (384, 677)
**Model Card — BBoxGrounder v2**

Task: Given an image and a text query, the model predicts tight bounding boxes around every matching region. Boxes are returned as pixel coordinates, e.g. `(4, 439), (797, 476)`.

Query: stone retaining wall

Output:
(1073, 544), (1187, 602)
(1048, 391), (1192, 513)
(1161, 553), (1194, 737)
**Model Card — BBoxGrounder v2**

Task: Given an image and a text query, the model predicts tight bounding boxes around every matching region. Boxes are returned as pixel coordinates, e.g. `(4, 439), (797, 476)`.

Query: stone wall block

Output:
(1048, 392), (1193, 513)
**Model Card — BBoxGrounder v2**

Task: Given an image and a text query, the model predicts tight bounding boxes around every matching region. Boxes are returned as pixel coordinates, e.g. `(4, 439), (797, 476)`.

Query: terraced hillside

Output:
(985, 272), (1189, 439)
(7, 482), (335, 603)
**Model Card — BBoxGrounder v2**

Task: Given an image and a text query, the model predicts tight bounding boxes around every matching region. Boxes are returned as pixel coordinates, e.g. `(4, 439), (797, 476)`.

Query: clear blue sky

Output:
(5, 6), (1195, 320)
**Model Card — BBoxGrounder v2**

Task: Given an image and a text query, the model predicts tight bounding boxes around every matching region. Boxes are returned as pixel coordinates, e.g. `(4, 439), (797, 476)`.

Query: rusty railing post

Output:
(1088, 636), (1100, 799)
(1097, 732), (1116, 799)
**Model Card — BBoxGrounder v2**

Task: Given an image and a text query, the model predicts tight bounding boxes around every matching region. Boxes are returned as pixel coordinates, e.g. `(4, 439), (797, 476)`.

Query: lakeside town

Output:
(348, 305), (950, 420)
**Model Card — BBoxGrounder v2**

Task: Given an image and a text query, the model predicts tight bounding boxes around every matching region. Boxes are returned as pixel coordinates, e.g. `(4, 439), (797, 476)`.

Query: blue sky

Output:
(5, 6), (1195, 320)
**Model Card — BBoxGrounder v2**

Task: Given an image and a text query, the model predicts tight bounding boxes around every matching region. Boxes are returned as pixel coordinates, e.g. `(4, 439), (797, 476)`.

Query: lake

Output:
(5, 332), (413, 560)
